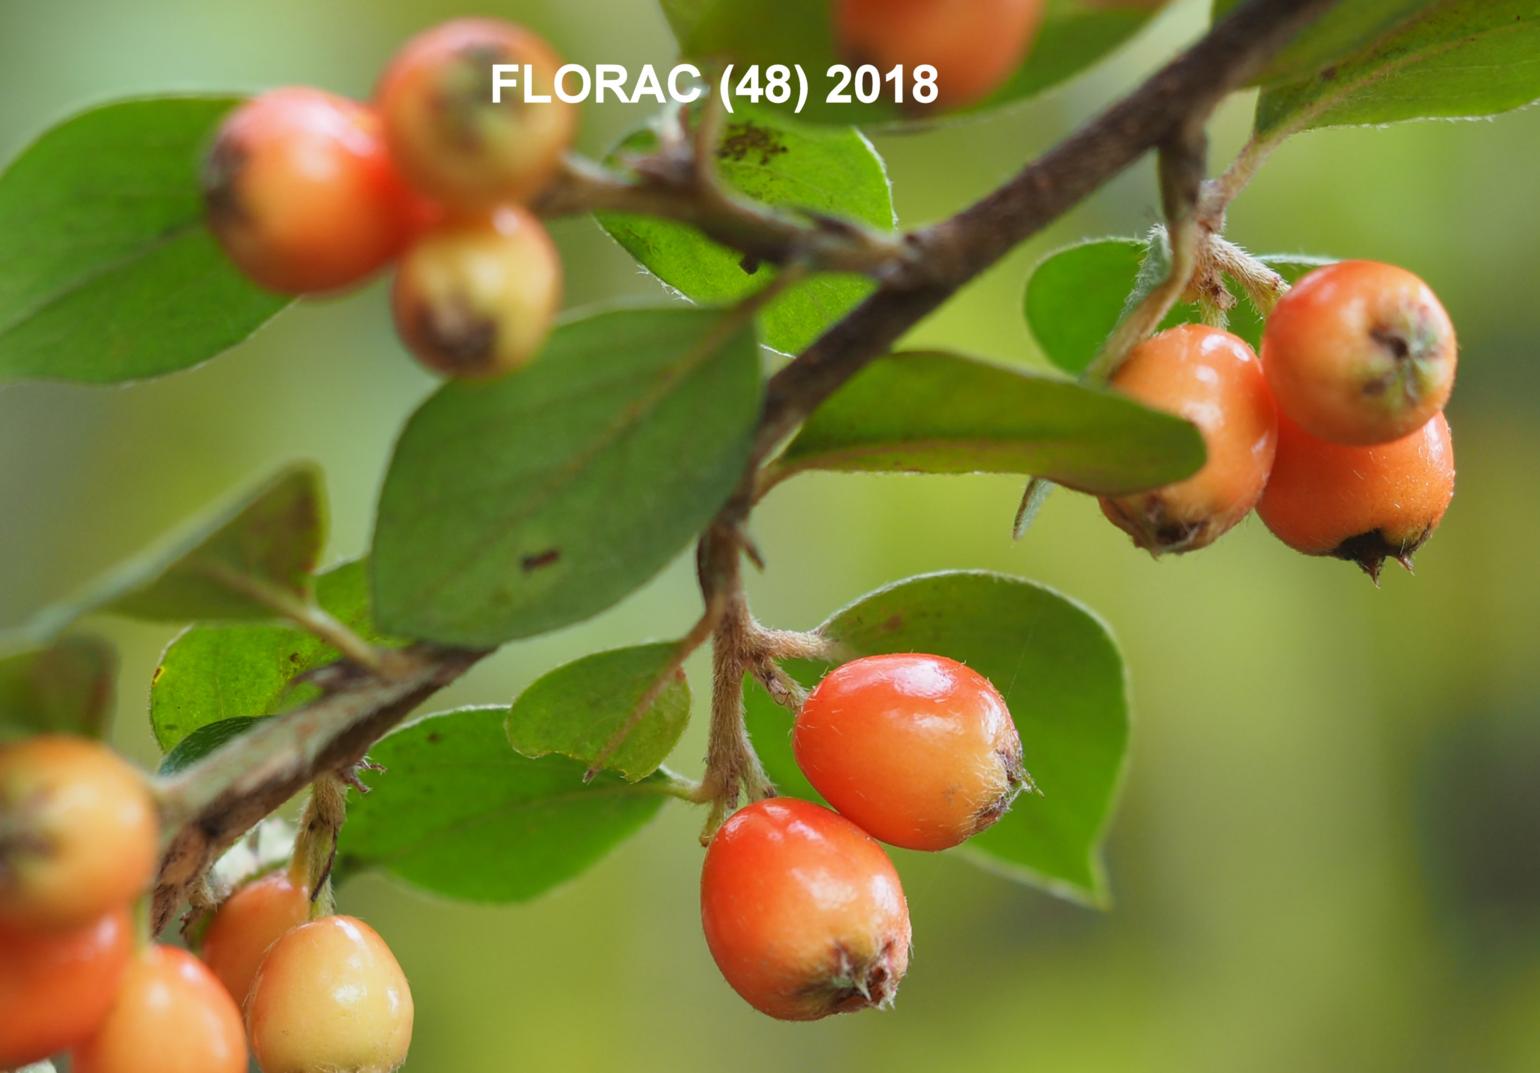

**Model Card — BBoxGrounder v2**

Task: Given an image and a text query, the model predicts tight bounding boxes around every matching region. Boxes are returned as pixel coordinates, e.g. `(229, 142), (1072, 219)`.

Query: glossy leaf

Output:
(768, 350), (1204, 495)
(0, 636), (116, 741)
(506, 643), (691, 782)
(1025, 237), (1331, 375)
(148, 561), (390, 752)
(157, 716), (261, 775)
(745, 571), (1129, 904)
(372, 307), (761, 647)
(0, 96), (288, 383)
(337, 707), (668, 902)
(660, 0), (1162, 125)
(599, 106), (893, 355)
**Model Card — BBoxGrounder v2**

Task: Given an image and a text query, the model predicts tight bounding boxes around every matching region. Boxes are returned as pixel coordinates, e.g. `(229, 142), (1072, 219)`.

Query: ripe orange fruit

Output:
(0, 907), (132, 1069)
(199, 870), (311, 1007)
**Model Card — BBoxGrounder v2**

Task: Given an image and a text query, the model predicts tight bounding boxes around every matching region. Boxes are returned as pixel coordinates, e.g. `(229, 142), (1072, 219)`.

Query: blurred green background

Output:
(3, 1), (1538, 1070)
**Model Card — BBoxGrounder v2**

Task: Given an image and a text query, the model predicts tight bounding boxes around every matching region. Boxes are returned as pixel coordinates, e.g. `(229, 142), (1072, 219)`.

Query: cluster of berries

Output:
(702, 653), (1028, 1020)
(1099, 260), (1458, 579)
(0, 735), (412, 1073)
(204, 18), (574, 379)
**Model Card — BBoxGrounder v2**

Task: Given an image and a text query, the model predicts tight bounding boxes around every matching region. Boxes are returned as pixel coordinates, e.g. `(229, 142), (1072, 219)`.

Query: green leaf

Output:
(372, 307), (762, 647)
(506, 643), (690, 782)
(0, 636), (116, 741)
(149, 561), (390, 752)
(336, 707), (668, 902)
(8, 464), (326, 648)
(1025, 237), (1331, 375)
(767, 350), (1203, 495)
(745, 571), (1130, 904)
(661, 0), (1160, 125)
(0, 96), (289, 383)
(1242, 1), (1540, 138)
(599, 106), (893, 355)
(157, 716), (261, 776)
(1214, 0), (1428, 85)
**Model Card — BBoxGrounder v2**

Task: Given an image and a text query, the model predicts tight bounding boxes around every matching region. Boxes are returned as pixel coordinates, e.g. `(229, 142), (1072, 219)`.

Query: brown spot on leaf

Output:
(717, 122), (788, 166)
(521, 548), (561, 572)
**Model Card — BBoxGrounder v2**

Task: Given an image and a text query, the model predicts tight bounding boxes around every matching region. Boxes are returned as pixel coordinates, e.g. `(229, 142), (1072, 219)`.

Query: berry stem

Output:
(289, 775), (346, 917)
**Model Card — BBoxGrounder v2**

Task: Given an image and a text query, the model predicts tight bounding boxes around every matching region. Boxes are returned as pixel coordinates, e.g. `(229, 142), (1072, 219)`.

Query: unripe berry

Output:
(199, 870), (310, 1007)
(700, 798), (911, 1021)
(0, 735), (158, 930)
(203, 88), (426, 295)
(794, 654), (1029, 851)
(834, 0), (1045, 110)
(376, 18), (577, 207)
(246, 915), (414, 1073)
(1099, 323), (1278, 554)
(0, 908), (131, 1069)
(1262, 260), (1457, 445)
(73, 945), (247, 1073)
(392, 205), (562, 378)
(1258, 411), (1455, 580)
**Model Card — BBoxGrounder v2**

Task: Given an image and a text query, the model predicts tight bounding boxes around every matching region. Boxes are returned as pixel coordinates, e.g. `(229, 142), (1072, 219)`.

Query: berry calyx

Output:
(199, 870), (311, 1007)
(1257, 411), (1455, 580)
(0, 735), (158, 931)
(391, 204), (562, 378)
(246, 915), (414, 1073)
(1099, 323), (1278, 554)
(1262, 260), (1457, 445)
(202, 87), (425, 295)
(794, 653), (1029, 851)
(73, 945), (247, 1073)
(834, 0), (1045, 110)
(0, 907), (132, 1069)
(376, 18), (577, 208)
(700, 797), (911, 1021)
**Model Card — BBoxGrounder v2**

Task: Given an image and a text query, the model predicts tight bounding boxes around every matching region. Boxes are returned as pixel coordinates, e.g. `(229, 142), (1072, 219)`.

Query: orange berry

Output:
(203, 88), (424, 294)
(0, 907), (132, 1069)
(1258, 411), (1455, 580)
(1099, 323), (1278, 554)
(199, 871), (310, 1007)
(376, 18), (577, 208)
(0, 735), (158, 930)
(246, 915), (414, 1073)
(73, 945), (247, 1073)
(392, 204), (562, 378)
(700, 798), (911, 1021)
(834, 0), (1045, 109)
(1263, 260), (1457, 445)
(794, 654), (1028, 851)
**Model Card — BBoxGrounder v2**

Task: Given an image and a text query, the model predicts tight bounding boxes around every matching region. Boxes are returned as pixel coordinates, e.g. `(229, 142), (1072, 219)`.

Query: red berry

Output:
(700, 798), (911, 1021)
(0, 907), (132, 1069)
(203, 88), (424, 294)
(1099, 323), (1278, 554)
(199, 870), (310, 1007)
(1262, 260), (1456, 445)
(246, 915), (414, 1073)
(73, 945), (247, 1073)
(0, 735), (158, 930)
(391, 205), (562, 378)
(794, 654), (1028, 851)
(1258, 411), (1455, 580)
(377, 18), (577, 208)
(834, 0), (1045, 109)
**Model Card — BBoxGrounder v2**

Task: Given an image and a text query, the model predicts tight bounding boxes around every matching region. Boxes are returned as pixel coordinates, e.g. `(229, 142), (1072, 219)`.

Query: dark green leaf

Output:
(372, 307), (761, 647)
(149, 561), (390, 752)
(1237, 1), (1540, 138)
(337, 707), (668, 902)
(506, 643), (690, 782)
(660, 0), (1161, 124)
(0, 636), (116, 741)
(0, 96), (289, 383)
(157, 717), (261, 775)
(746, 571), (1129, 904)
(1025, 237), (1331, 375)
(599, 106), (892, 355)
(768, 350), (1203, 495)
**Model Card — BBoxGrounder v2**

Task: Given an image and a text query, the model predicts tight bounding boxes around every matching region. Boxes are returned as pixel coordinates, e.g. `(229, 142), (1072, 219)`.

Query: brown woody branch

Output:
(150, 0), (1338, 919)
